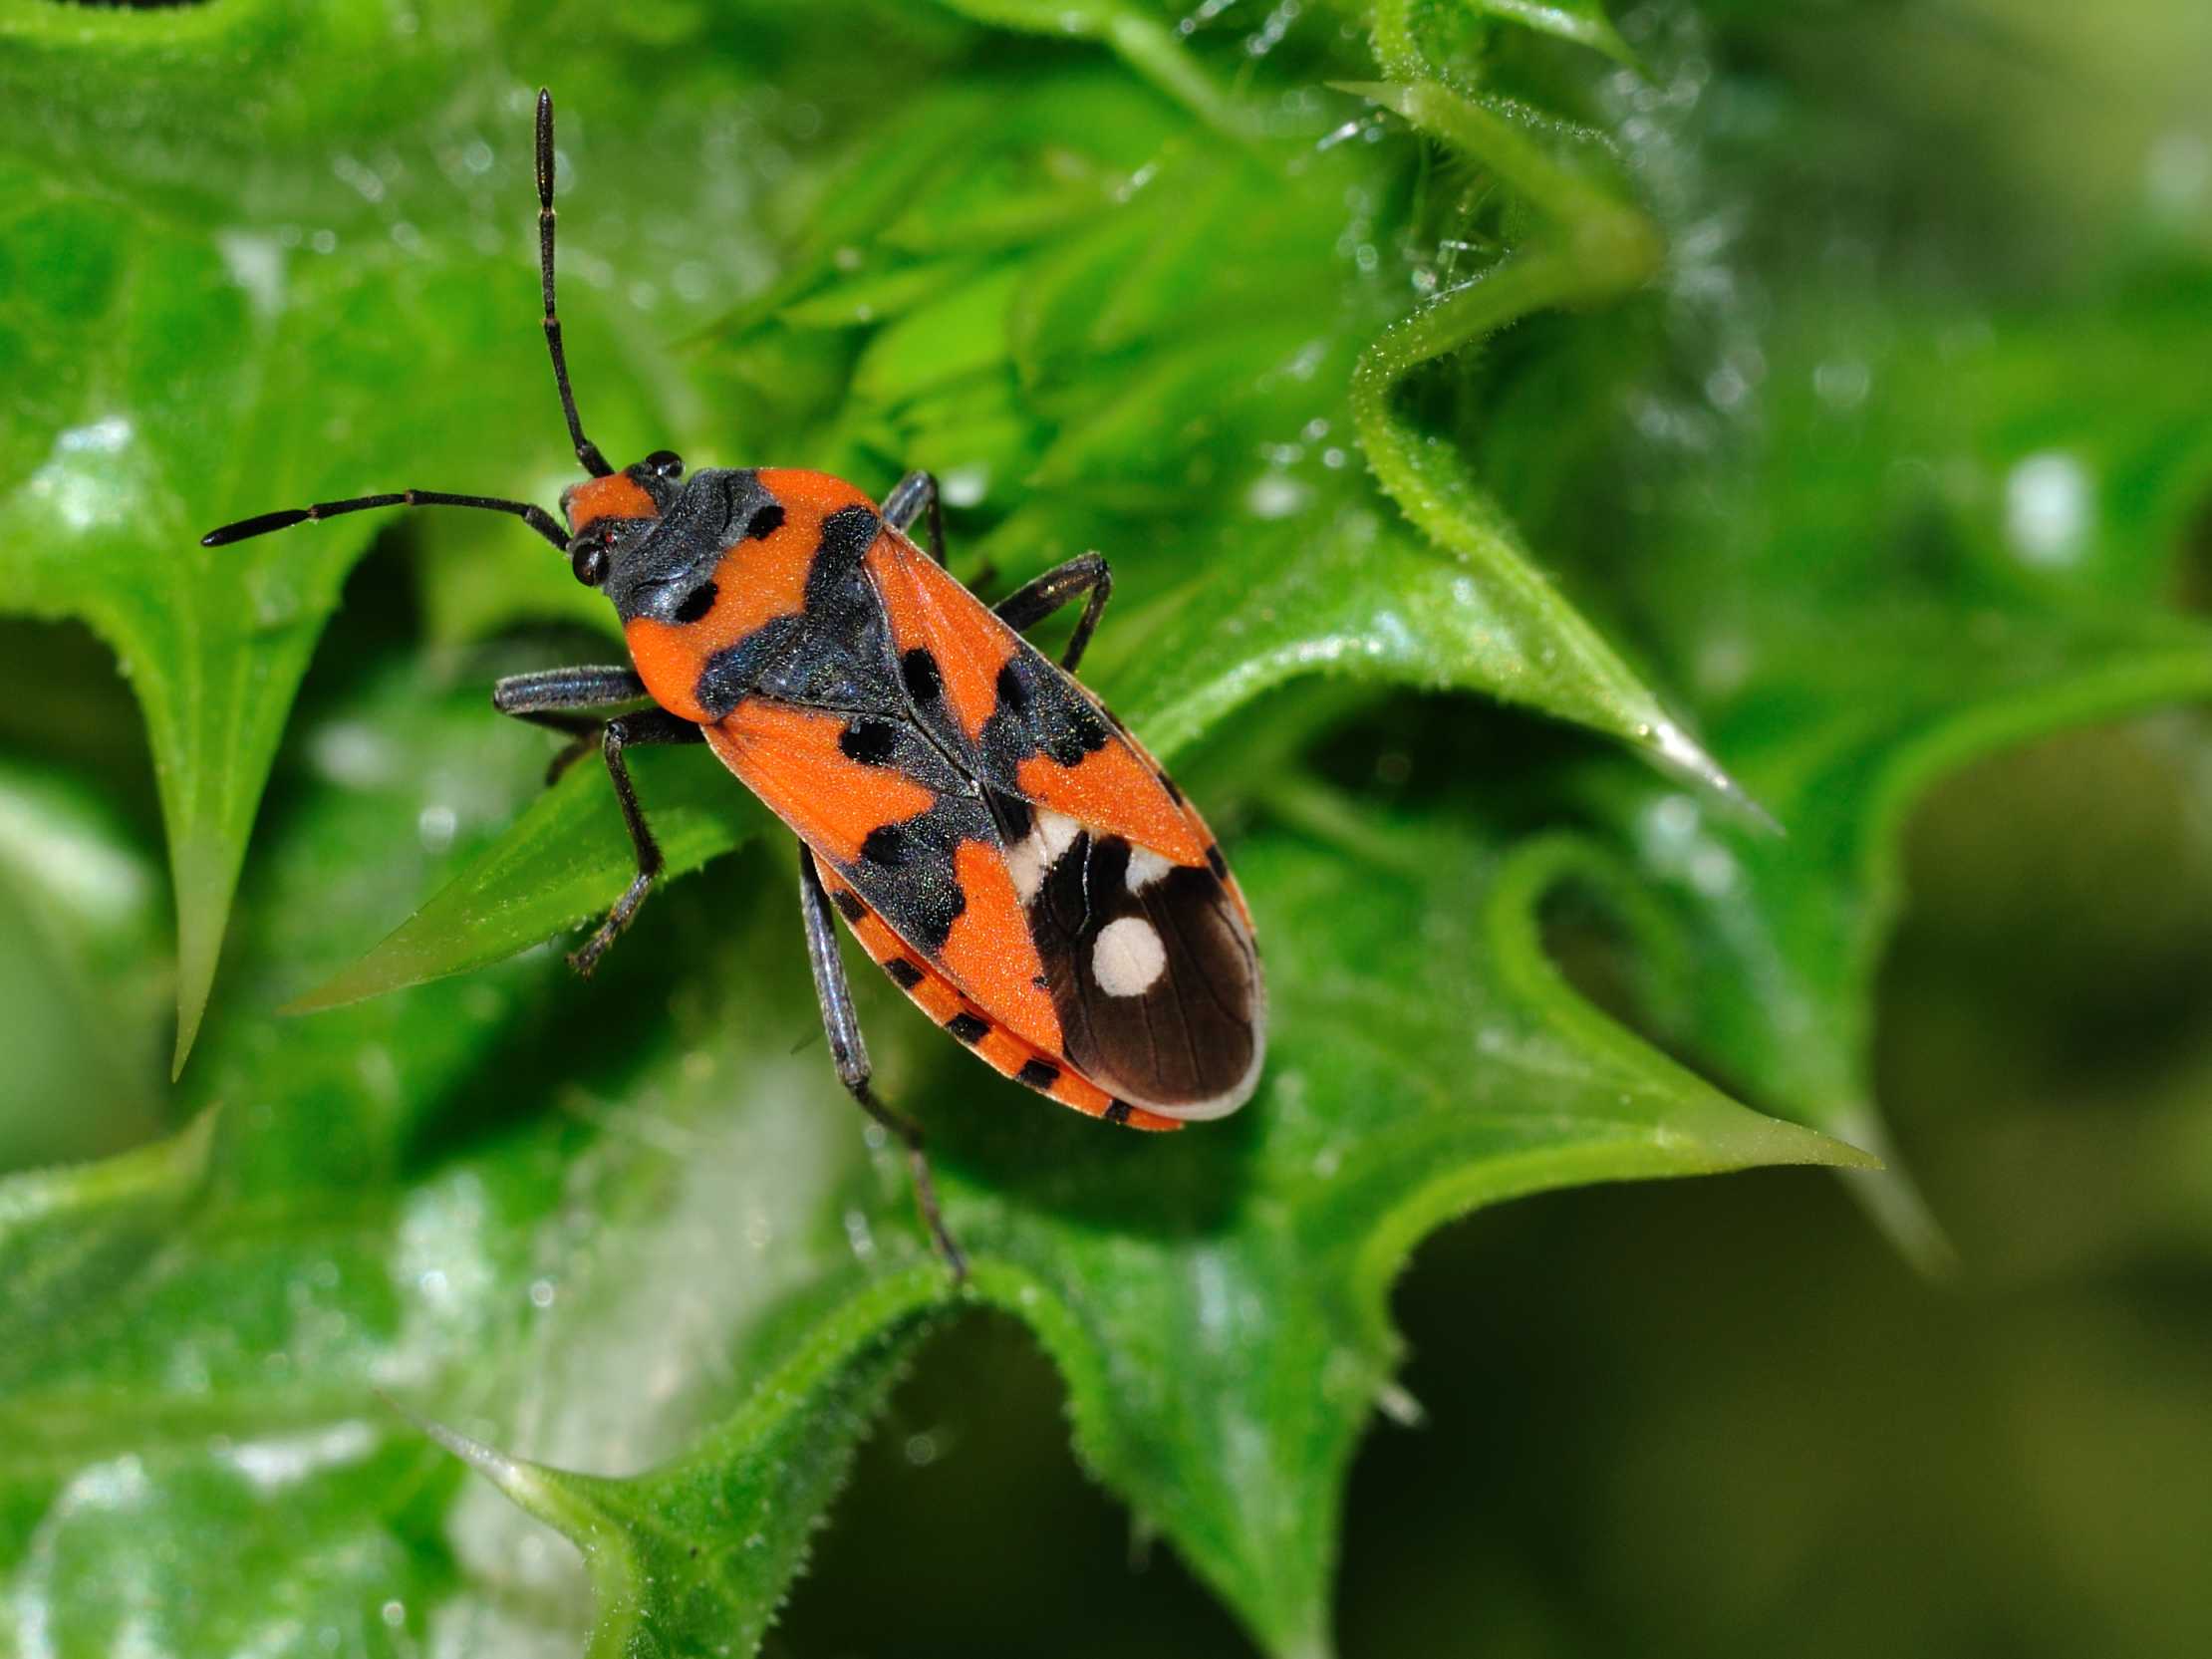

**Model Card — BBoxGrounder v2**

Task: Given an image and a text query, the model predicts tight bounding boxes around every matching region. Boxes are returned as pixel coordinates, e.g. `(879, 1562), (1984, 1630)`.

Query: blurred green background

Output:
(3, 0), (2210, 1654)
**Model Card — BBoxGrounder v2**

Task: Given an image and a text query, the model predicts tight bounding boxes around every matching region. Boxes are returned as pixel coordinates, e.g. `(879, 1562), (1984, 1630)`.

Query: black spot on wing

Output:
(1016, 1058), (1061, 1090)
(1206, 844), (1229, 879)
(831, 888), (867, 924)
(1041, 696), (1111, 767)
(839, 718), (899, 765)
(673, 582), (717, 624)
(817, 503), (880, 560)
(946, 1012), (988, 1044)
(901, 647), (942, 703)
(974, 642), (1117, 789)
(1103, 1100), (1135, 1125)
(884, 958), (924, 989)
(838, 792), (989, 958)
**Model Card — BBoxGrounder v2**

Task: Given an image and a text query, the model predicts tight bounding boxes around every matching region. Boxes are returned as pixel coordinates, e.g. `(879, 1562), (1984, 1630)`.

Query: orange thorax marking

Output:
(625, 469), (883, 722)
(702, 700), (934, 863)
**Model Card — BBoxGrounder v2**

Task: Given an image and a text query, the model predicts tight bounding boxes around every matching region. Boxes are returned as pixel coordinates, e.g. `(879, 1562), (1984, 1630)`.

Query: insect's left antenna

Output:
(537, 88), (613, 479)
(200, 489), (569, 549)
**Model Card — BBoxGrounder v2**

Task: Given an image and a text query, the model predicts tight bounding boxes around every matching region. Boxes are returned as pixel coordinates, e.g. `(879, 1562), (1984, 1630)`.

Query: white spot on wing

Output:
(1124, 846), (1174, 892)
(1010, 807), (1083, 903)
(1092, 917), (1166, 997)
(1007, 840), (1043, 902)
(1039, 808), (1081, 860)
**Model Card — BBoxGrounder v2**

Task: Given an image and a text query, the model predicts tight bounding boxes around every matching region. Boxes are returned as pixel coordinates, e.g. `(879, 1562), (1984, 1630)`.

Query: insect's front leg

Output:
(796, 845), (968, 1280)
(492, 665), (650, 782)
(994, 553), (1112, 672)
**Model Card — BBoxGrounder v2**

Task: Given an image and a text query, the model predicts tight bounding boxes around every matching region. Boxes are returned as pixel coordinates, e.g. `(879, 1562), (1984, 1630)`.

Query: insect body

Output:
(203, 91), (1265, 1275)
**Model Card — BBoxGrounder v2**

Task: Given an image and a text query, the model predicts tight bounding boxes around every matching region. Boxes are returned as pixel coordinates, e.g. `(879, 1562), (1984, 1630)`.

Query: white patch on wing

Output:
(1039, 808), (1081, 861)
(1006, 842), (1043, 902)
(1091, 917), (1167, 997)
(1009, 807), (1083, 903)
(1124, 846), (1174, 893)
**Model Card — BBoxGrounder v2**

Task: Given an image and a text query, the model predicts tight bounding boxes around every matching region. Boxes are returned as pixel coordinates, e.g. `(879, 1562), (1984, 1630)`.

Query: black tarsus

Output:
(537, 87), (612, 479)
(994, 551), (1113, 672)
(796, 844), (968, 1280)
(201, 489), (569, 550)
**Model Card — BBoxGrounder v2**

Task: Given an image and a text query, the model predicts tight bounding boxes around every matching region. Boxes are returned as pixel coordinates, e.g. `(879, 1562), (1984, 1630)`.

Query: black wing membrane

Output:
(1020, 804), (1263, 1118)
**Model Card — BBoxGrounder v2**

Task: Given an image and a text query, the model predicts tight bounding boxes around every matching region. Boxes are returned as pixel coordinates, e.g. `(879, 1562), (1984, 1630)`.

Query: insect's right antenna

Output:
(201, 488), (569, 550)
(537, 88), (613, 479)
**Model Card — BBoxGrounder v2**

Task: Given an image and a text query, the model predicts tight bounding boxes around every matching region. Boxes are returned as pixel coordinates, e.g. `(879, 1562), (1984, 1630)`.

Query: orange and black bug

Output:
(203, 90), (1266, 1276)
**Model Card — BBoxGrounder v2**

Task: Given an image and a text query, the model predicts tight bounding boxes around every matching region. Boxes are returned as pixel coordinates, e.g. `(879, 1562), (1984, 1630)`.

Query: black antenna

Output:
(537, 87), (612, 478)
(202, 489), (568, 549)
(200, 90), (620, 552)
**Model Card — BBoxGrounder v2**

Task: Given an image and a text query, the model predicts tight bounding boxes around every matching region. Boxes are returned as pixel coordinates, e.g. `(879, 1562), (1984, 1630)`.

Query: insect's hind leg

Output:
(993, 552), (1112, 672)
(563, 706), (704, 978)
(881, 469), (947, 566)
(492, 665), (651, 782)
(796, 845), (968, 1280)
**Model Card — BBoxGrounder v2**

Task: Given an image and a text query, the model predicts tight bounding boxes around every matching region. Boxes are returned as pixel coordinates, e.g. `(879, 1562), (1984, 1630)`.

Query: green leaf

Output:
(1459, 110), (2212, 1258)
(1334, 74), (1771, 819)
(329, 57), (1771, 1007)
(0, 757), (170, 1169)
(426, 1292), (938, 1659)
(433, 798), (1864, 1658)
(929, 0), (1259, 141)
(0, 657), (583, 1654)
(16, 1), (2208, 1653)
(1474, 0), (1639, 68)
(0, 4), (644, 1074)
(288, 747), (768, 1012)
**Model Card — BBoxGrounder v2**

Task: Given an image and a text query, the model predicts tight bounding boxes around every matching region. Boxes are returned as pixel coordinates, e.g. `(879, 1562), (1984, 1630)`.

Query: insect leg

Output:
(568, 707), (705, 977)
(491, 666), (650, 782)
(993, 552), (1112, 672)
(881, 469), (948, 566)
(796, 845), (968, 1280)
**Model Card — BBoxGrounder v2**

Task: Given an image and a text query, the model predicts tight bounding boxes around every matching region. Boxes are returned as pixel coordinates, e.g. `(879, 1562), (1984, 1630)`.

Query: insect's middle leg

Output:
(492, 665), (650, 782)
(796, 845), (968, 1280)
(568, 707), (706, 977)
(994, 552), (1112, 672)
(493, 669), (704, 976)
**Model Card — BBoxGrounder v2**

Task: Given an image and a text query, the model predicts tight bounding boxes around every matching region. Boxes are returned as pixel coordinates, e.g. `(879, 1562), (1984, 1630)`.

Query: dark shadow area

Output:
(0, 615), (162, 838)
(773, 1307), (1258, 1659)
(2173, 495), (2212, 617)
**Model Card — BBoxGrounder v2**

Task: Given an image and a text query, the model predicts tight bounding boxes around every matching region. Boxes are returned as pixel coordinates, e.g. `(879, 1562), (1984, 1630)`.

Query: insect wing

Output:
(859, 531), (1265, 1119)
